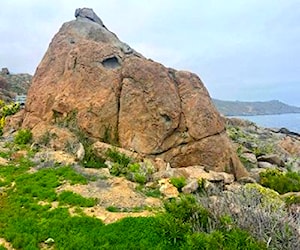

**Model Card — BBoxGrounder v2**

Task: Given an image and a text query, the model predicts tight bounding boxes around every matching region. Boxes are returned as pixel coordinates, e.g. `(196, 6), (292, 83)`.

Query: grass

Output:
(58, 191), (96, 207)
(0, 154), (267, 250)
(136, 184), (161, 198)
(0, 138), (289, 249)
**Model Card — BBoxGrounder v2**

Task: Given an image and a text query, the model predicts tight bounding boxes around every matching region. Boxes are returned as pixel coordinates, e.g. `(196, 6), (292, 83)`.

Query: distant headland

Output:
(213, 99), (300, 116)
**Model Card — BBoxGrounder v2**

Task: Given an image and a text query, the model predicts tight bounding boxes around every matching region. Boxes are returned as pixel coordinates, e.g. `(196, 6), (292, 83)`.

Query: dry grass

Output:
(196, 185), (300, 250)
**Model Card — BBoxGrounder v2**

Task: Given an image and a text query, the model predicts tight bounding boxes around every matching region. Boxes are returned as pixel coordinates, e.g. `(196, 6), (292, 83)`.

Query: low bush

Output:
(81, 144), (106, 169)
(170, 177), (187, 192)
(157, 195), (266, 249)
(14, 129), (32, 145)
(106, 148), (131, 167)
(106, 148), (154, 184)
(196, 184), (300, 250)
(259, 169), (300, 194)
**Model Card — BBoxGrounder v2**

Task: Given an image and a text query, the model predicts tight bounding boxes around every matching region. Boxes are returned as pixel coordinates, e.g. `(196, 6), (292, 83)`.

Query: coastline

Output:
(226, 113), (300, 134)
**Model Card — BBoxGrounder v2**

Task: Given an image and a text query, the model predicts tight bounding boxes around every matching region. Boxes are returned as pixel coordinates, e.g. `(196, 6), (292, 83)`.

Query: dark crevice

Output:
(102, 56), (121, 69)
(154, 68), (187, 146)
(161, 114), (171, 123)
(73, 57), (77, 70)
(167, 68), (184, 131)
(115, 75), (126, 145)
(150, 141), (189, 156)
(150, 129), (226, 157)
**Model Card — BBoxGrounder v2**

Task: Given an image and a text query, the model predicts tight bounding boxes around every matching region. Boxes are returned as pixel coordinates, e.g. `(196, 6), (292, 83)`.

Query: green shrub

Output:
(163, 195), (211, 232)
(81, 145), (106, 169)
(157, 195), (266, 249)
(106, 206), (121, 212)
(197, 178), (206, 193)
(259, 169), (300, 194)
(284, 194), (300, 206)
(158, 195), (211, 246)
(185, 229), (265, 250)
(106, 149), (152, 184)
(14, 129), (32, 145)
(133, 173), (147, 184)
(106, 148), (131, 167)
(58, 191), (96, 207)
(170, 177), (187, 192)
(127, 163), (147, 184)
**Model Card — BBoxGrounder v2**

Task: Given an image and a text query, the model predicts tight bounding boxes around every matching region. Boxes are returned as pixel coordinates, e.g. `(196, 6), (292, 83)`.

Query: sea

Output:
(228, 113), (300, 134)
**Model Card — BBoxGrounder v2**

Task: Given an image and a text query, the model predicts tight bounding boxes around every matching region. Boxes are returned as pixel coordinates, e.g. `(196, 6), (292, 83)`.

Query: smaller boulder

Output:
(257, 154), (285, 167)
(158, 178), (179, 198)
(249, 168), (266, 182)
(0, 157), (8, 166)
(75, 8), (104, 26)
(76, 142), (85, 161)
(258, 161), (277, 169)
(181, 166), (235, 184)
(1, 68), (9, 75)
(238, 176), (257, 184)
(93, 141), (142, 162)
(182, 180), (199, 194)
(279, 136), (300, 157)
(241, 152), (257, 164)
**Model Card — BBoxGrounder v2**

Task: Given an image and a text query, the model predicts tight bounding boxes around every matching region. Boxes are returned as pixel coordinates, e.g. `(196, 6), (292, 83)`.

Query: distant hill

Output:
(213, 99), (300, 116)
(0, 67), (32, 102)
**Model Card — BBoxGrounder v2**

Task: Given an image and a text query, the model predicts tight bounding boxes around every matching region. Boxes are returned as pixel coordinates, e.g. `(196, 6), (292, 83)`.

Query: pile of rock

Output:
(0, 67), (32, 102)
(226, 117), (300, 181)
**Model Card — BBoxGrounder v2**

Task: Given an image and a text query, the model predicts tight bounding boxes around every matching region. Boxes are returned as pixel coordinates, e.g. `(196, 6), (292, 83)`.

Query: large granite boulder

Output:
(19, 8), (247, 178)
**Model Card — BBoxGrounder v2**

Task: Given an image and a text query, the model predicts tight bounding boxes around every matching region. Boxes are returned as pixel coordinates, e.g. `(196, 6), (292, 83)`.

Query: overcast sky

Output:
(1, 0), (300, 106)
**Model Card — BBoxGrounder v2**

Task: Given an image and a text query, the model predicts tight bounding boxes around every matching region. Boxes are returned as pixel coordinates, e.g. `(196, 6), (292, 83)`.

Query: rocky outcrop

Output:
(0, 68), (32, 102)
(15, 8), (247, 178)
(226, 117), (300, 176)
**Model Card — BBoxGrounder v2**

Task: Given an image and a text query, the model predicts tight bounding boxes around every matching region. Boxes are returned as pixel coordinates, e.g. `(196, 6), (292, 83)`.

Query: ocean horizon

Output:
(228, 113), (300, 133)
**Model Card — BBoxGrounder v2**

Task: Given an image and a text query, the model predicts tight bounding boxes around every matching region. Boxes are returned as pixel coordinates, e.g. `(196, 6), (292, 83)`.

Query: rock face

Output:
(19, 8), (247, 178)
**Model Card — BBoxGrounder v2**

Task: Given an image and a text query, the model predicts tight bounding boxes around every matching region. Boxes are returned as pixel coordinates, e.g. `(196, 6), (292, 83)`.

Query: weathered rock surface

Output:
(182, 180), (199, 194)
(15, 8), (247, 178)
(279, 136), (300, 157)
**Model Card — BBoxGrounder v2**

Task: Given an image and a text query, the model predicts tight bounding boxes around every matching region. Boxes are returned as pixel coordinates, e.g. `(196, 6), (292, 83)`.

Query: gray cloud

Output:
(1, 0), (299, 106)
